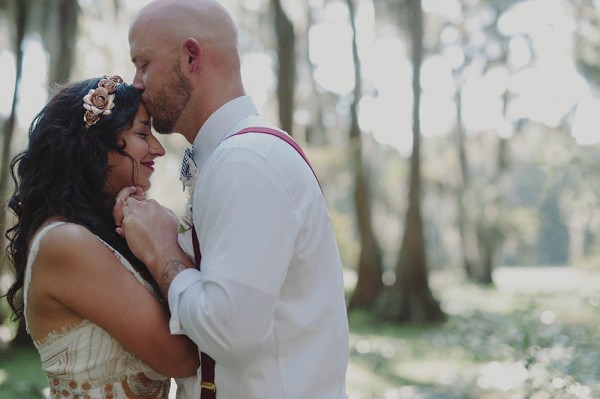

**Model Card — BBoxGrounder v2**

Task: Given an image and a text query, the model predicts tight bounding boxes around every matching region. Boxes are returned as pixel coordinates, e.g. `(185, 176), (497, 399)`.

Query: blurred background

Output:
(1, 0), (600, 398)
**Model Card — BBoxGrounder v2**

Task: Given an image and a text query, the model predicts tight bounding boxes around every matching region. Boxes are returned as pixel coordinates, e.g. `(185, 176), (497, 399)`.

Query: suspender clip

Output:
(200, 381), (217, 393)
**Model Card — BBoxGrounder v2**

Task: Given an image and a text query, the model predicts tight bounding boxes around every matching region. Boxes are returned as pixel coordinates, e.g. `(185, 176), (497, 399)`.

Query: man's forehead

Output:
(129, 24), (158, 57)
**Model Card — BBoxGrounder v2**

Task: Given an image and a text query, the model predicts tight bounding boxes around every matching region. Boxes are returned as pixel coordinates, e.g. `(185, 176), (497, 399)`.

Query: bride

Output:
(3, 75), (199, 398)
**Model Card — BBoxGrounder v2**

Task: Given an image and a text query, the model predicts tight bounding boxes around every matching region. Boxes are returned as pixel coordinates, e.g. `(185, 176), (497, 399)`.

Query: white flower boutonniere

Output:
(178, 149), (198, 233)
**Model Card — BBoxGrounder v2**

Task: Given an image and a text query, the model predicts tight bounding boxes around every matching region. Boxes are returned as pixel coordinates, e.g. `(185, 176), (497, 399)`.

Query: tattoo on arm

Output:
(158, 260), (188, 297)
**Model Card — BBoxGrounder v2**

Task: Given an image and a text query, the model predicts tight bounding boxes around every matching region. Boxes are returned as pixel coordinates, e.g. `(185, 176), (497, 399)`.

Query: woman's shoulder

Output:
(35, 220), (157, 294)
(34, 221), (109, 266)
(38, 221), (95, 246)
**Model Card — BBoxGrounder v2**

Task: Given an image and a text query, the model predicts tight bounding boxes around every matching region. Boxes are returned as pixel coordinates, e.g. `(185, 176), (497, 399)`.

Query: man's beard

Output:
(144, 63), (192, 134)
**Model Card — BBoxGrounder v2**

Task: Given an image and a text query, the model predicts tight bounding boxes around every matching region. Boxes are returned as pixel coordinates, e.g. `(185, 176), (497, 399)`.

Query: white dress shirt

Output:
(172, 96), (349, 399)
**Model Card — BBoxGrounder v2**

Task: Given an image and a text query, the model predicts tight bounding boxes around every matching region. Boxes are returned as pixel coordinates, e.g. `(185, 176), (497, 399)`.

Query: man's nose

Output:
(132, 72), (144, 90)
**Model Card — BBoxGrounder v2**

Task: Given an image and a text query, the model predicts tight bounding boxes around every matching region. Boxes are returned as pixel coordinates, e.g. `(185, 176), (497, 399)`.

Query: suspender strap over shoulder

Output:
(228, 127), (322, 190)
(193, 126), (319, 399)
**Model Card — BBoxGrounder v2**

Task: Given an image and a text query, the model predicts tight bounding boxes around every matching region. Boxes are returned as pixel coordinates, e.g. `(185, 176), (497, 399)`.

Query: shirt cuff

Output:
(168, 268), (202, 334)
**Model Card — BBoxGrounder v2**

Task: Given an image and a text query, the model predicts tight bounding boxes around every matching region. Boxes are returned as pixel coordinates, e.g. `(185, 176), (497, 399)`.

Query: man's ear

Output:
(183, 38), (202, 72)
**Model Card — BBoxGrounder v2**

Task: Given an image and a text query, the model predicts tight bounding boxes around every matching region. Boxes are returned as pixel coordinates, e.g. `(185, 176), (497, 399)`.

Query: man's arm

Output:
(159, 259), (191, 295)
(113, 187), (195, 299)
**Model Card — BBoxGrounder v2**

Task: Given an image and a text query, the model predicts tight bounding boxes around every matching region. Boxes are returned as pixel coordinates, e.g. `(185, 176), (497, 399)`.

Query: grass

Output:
(0, 346), (46, 399)
(346, 268), (600, 398)
(1, 267), (599, 399)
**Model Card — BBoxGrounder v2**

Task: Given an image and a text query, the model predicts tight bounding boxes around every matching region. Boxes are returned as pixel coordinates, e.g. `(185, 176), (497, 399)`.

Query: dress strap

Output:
(23, 221), (67, 333)
(95, 238), (159, 298)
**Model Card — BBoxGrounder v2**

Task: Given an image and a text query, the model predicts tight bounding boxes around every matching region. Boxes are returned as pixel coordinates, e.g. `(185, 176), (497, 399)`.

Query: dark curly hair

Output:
(4, 77), (157, 319)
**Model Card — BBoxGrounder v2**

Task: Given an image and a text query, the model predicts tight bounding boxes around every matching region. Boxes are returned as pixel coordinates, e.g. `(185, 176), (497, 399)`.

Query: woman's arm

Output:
(27, 223), (199, 377)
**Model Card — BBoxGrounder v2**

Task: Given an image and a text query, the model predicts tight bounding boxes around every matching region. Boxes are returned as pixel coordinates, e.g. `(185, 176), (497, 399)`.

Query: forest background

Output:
(0, 0), (600, 398)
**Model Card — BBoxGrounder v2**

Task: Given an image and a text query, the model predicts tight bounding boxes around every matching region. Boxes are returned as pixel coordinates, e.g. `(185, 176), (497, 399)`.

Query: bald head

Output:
(129, 0), (246, 141)
(130, 0), (238, 54)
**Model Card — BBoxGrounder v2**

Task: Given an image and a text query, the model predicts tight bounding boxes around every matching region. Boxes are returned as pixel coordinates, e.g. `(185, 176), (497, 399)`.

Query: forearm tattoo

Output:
(158, 260), (188, 296)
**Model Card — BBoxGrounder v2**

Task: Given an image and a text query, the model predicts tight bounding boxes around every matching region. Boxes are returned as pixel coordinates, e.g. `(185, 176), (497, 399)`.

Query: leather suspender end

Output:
(200, 381), (217, 392)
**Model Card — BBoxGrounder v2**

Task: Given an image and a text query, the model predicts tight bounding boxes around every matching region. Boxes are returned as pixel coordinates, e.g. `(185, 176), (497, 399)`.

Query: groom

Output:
(116, 0), (349, 398)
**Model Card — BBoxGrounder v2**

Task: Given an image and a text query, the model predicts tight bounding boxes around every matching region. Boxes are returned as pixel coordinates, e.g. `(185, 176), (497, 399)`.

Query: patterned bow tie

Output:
(180, 147), (197, 191)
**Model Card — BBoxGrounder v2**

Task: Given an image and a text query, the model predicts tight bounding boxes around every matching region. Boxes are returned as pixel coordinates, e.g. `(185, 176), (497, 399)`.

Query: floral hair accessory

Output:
(82, 75), (124, 128)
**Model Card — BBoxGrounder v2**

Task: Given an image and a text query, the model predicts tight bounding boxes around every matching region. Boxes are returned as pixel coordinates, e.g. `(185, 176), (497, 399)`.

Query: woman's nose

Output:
(151, 137), (166, 157)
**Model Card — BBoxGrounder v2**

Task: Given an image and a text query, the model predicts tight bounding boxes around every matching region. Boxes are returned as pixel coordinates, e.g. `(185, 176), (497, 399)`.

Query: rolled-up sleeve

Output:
(168, 268), (202, 334)
(169, 273), (278, 365)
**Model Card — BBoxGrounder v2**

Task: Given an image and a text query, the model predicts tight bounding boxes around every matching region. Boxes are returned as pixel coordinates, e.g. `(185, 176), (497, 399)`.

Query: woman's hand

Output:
(113, 186), (145, 234)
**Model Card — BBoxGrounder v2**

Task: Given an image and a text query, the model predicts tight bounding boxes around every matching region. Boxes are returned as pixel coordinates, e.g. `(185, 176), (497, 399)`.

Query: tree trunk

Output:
(348, 169), (384, 309)
(43, 0), (78, 86)
(271, 0), (296, 135)
(452, 72), (477, 279)
(303, 3), (327, 145)
(387, 0), (445, 323)
(1, 0), (27, 262)
(1, 0), (28, 346)
(468, 4), (517, 285)
(345, 0), (383, 310)
(476, 221), (497, 285)
(473, 136), (508, 285)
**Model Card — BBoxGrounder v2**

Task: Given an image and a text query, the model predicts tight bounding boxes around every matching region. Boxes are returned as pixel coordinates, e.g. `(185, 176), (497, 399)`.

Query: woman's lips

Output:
(141, 161), (155, 171)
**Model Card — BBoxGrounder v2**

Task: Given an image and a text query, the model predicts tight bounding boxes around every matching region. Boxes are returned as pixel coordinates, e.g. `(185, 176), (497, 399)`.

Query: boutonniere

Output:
(178, 149), (198, 233)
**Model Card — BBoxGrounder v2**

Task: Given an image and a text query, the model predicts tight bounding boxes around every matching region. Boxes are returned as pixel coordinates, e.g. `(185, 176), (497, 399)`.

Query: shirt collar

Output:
(192, 96), (258, 170)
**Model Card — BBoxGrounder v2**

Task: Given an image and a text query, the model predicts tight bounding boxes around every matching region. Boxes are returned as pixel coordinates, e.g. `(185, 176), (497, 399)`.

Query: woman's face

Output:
(105, 104), (165, 195)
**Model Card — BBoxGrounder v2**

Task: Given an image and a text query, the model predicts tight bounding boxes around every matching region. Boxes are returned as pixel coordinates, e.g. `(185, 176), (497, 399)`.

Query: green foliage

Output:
(576, 59), (600, 87)
(0, 380), (45, 399)
(0, 347), (46, 399)
(347, 270), (600, 398)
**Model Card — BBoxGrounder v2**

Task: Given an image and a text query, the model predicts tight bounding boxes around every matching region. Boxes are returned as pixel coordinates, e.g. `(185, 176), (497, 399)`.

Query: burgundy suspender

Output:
(192, 229), (201, 269)
(192, 127), (319, 399)
(191, 228), (214, 399)
(229, 127), (322, 189)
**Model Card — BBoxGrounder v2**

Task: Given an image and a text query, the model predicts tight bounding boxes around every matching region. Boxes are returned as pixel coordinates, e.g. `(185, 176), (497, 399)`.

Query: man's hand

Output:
(113, 186), (145, 229)
(114, 189), (194, 297)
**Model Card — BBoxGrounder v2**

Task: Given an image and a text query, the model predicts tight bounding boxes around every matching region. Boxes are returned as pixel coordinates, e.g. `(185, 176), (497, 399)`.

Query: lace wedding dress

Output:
(24, 222), (171, 399)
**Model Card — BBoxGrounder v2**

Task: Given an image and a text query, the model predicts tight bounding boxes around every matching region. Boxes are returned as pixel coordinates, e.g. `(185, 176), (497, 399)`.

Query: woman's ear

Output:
(183, 38), (202, 72)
